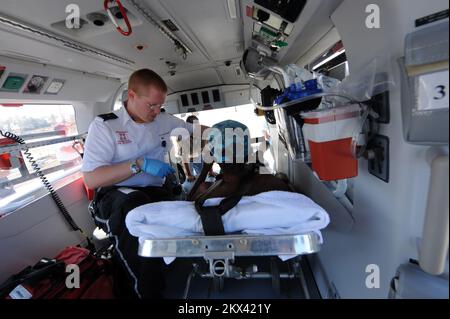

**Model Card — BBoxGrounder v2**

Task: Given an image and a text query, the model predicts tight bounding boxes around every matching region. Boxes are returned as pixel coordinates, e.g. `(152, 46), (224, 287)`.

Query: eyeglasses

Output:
(146, 103), (163, 111)
(137, 95), (164, 110)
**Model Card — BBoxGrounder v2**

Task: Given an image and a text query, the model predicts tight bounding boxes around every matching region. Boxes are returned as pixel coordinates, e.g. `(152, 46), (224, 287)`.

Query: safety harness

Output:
(194, 164), (258, 236)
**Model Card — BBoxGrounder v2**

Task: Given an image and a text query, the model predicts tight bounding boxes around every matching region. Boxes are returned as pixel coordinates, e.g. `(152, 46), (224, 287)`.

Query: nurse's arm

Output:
(83, 160), (138, 189)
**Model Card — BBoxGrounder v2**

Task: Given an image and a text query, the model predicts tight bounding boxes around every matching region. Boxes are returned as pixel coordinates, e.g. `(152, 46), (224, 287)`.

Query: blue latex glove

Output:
(142, 158), (175, 178)
(182, 180), (195, 194)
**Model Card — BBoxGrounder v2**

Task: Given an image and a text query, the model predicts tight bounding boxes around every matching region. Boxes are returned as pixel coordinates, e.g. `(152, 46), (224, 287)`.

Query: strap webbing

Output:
(194, 165), (257, 236)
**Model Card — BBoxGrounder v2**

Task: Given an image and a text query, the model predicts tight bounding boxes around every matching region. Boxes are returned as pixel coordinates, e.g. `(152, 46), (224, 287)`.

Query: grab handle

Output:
(419, 155), (449, 275)
(104, 0), (132, 36)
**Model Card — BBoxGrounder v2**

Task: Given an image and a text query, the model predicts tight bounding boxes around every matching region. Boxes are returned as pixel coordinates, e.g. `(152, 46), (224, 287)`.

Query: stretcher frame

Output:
(138, 232), (321, 297)
(138, 232), (321, 259)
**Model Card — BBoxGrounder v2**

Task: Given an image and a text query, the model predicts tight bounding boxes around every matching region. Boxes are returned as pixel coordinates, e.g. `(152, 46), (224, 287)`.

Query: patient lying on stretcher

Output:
(186, 120), (293, 202)
(125, 120), (329, 243)
(187, 162), (293, 201)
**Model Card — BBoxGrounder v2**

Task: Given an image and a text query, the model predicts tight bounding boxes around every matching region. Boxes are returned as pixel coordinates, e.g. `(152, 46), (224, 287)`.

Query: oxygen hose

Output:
(0, 130), (93, 249)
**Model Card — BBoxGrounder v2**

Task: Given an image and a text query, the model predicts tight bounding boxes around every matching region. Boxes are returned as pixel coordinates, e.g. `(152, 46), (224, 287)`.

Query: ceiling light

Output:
(227, 0), (238, 20)
(86, 12), (108, 27)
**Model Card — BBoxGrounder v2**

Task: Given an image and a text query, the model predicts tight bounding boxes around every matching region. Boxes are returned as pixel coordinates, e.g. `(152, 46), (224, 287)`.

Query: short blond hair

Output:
(128, 69), (167, 94)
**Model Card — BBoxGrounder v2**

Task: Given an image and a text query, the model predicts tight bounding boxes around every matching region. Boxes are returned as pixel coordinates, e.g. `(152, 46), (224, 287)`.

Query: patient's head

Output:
(206, 120), (289, 188)
(207, 120), (251, 165)
(188, 120), (292, 200)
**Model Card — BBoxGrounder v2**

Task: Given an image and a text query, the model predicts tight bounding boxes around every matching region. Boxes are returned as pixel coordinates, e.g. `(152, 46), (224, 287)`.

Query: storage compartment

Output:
(400, 19), (449, 145)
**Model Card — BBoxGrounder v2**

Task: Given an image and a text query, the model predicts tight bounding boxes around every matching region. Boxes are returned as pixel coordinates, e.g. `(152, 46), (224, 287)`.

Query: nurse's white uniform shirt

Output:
(82, 107), (193, 187)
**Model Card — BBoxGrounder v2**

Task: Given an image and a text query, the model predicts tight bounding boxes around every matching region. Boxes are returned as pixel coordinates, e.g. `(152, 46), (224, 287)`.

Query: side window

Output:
(0, 104), (82, 216)
(308, 41), (349, 80)
(113, 84), (128, 111)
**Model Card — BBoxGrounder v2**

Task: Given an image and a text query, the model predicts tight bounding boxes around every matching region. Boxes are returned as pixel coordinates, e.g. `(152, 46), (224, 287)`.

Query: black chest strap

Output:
(194, 165), (256, 236)
(195, 191), (244, 236)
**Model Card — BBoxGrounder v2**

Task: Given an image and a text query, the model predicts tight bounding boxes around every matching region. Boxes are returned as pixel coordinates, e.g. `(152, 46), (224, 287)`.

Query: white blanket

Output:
(126, 191), (330, 263)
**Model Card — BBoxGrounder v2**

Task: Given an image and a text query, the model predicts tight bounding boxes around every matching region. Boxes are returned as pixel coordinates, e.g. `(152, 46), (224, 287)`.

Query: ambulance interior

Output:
(0, 0), (448, 299)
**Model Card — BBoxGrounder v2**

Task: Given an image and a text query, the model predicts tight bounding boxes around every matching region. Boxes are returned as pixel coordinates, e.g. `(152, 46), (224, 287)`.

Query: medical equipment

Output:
(301, 104), (361, 181)
(247, 61), (385, 179)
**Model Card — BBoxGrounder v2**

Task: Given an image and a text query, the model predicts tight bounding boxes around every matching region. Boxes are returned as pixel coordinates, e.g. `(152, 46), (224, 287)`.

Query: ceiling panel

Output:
(0, 0), (345, 93)
(0, 27), (133, 78)
(156, 0), (245, 62)
(216, 63), (246, 84)
(0, 0), (248, 92)
(163, 67), (221, 92)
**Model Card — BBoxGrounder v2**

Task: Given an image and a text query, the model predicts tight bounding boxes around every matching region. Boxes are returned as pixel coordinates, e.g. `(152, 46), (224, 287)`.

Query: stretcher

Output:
(138, 232), (322, 297)
(126, 169), (329, 297)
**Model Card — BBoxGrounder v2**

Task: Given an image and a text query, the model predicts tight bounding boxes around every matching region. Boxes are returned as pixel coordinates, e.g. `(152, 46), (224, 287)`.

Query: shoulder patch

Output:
(97, 113), (118, 121)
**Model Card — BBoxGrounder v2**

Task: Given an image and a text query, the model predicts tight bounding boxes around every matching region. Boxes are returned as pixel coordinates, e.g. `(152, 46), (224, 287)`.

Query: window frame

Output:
(0, 133), (84, 188)
(112, 83), (128, 111)
(0, 103), (84, 214)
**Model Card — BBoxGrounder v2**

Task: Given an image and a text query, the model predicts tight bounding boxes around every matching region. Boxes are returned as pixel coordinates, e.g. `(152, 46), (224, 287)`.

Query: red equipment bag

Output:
(0, 246), (116, 299)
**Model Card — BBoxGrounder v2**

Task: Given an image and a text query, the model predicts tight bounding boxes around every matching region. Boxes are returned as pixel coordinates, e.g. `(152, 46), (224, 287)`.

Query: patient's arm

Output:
(187, 162), (213, 201)
(189, 170), (292, 202)
(246, 174), (292, 195)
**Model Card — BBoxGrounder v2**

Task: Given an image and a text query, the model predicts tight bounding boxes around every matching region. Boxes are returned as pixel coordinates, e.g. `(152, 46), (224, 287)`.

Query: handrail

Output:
(0, 133), (86, 155)
(104, 0), (132, 36)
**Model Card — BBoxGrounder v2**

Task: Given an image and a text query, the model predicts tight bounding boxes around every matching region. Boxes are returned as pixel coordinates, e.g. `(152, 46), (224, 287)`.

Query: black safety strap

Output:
(195, 194), (244, 236)
(194, 165), (257, 236)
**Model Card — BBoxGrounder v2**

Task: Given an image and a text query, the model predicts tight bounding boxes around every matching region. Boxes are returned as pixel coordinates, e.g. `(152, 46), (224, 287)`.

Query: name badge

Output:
(116, 131), (132, 144)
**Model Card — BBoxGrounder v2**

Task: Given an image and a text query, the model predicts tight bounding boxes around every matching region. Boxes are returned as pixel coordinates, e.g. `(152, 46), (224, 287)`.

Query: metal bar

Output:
(139, 233), (321, 258)
(0, 161), (81, 188)
(297, 265), (311, 299)
(0, 134), (85, 155)
(183, 269), (196, 299)
(18, 130), (67, 141)
(198, 272), (295, 279)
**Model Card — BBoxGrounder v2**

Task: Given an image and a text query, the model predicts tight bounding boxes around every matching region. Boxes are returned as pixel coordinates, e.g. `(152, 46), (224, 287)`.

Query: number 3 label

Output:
(434, 85), (446, 100)
(416, 70), (449, 111)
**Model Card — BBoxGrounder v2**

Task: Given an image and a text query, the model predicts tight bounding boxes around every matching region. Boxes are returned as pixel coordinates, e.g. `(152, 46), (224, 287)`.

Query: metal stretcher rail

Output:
(139, 232), (321, 297)
(138, 232), (321, 258)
